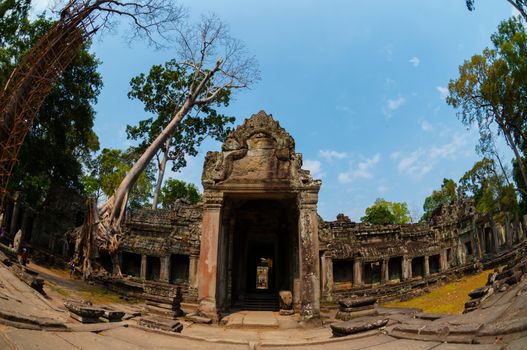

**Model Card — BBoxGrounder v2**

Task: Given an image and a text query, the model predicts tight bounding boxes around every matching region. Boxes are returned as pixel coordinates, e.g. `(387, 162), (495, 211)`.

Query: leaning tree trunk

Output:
(152, 141), (171, 209)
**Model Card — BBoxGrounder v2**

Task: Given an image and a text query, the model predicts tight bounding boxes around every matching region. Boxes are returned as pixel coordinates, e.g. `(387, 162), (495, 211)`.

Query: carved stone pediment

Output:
(202, 110), (320, 189)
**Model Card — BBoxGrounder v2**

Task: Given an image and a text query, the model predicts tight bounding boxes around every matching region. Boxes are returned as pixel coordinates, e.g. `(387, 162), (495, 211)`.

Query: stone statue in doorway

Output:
(279, 290), (294, 315)
(13, 229), (22, 252)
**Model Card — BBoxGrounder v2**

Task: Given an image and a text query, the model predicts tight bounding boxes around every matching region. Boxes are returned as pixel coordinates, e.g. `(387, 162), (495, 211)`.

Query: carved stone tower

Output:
(197, 111), (321, 322)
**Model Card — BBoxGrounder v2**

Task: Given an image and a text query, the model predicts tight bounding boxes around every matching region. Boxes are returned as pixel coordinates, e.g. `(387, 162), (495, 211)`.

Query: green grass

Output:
(382, 269), (492, 314)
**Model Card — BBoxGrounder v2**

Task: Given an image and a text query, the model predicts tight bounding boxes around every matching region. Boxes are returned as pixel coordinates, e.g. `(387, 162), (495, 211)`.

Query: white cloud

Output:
(409, 56), (420, 67)
(30, 0), (55, 16)
(394, 135), (467, 179)
(338, 153), (380, 183)
(319, 150), (348, 161)
(419, 119), (433, 132)
(390, 151), (401, 160)
(436, 86), (449, 100)
(383, 96), (406, 118)
(304, 159), (324, 178)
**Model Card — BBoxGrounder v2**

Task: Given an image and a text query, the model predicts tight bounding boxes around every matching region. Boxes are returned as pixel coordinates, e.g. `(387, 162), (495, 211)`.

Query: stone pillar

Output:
(320, 251), (333, 302)
(297, 191), (321, 323)
(402, 256), (410, 280)
(9, 192), (21, 236)
(353, 258), (363, 287)
(381, 259), (389, 284)
(160, 256), (170, 283)
(491, 218), (500, 253)
(439, 250), (448, 271)
(196, 193), (223, 322)
(505, 213), (513, 249)
(424, 256), (430, 277)
(189, 254), (199, 289)
(140, 255), (147, 280)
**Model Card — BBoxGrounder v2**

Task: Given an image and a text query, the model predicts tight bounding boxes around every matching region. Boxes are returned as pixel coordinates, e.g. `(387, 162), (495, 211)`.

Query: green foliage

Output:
(126, 59), (235, 173)
(361, 198), (411, 225)
(83, 148), (155, 208)
(447, 17), (527, 202)
(1, 10), (102, 206)
(159, 179), (202, 207)
(459, 158), (518, 220)
(422, 179), (458, 223)
(466, 1), (527, 22)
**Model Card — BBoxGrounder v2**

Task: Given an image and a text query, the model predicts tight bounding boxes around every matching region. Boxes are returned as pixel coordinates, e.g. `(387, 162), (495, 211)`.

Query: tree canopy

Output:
(159, 179), (202, 207)
(126, 59), (235, 208)
(422, 178), (458, 223)
(361, 198), (411, 225)
(447, 17), (527, 200)
(1, 8), (102, 206)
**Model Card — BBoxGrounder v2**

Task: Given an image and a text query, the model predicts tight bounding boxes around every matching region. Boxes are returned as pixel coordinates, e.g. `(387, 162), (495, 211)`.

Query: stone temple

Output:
(2, 110), (525, 323)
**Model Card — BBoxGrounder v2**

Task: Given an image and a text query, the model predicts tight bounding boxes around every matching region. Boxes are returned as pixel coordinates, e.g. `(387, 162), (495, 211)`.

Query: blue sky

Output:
(35, 0), (520, 220)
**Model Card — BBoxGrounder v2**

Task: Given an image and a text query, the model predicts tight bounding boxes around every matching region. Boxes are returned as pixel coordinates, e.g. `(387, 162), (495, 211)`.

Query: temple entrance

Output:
(217, 196), (299, 312)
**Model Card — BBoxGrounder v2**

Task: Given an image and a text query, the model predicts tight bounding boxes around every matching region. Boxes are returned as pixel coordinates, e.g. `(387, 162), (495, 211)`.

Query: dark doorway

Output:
(412, 256), (424, 278)
(364, 261), (382, 285)
(333, 260), (353, 283)
(484, 228), (493, 253)
(170, 254), (189, 284)
(429, 254), (440, 274)
(122, 252), (141, 277)
(388, 257), (402, 281)
(220, 196), (298, 312)
(146, 256), (160, 280)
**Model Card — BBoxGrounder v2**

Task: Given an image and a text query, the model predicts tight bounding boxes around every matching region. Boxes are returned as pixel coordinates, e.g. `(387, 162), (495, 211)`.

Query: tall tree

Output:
(459, 158), (518, 221)
(126, 59), (234, 208)
(422, 178), (458, 223)
(447, 17), (527, 197)
(361, 198), (411, 225)
(1, 12), (102, 206)
(159, 178), (201, 207)
(76, 13), (259, 278)
(82, 148), (155, 208)
(466, 1), (527, 22)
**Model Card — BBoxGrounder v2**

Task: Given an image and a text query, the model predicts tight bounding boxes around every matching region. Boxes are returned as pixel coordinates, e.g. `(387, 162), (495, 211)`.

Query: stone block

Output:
(185, 313), (212, 324)
(139, 316), (183, 332)
(331, 317), (388, 337)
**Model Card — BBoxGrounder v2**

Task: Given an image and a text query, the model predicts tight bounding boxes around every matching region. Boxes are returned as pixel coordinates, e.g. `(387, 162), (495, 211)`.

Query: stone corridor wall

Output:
(118, 197), (526, 304)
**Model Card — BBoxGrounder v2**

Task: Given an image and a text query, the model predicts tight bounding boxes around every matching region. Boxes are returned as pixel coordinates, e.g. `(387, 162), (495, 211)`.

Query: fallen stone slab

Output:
(330, 317), (389, 337)
(478, 317), (527, 336)
(0, 309), (66, 329)
(185, 313), (212, 324)
(469, 286), (491, 299)
(139, 316), (183, 333)
(101, 309), (125, 322)
(339, 296), (377, 308)
(336, 308), (377, 321)
(64, 301), (104, 324)
(505, 271), (523, 286)
(415, 312), (444, 321)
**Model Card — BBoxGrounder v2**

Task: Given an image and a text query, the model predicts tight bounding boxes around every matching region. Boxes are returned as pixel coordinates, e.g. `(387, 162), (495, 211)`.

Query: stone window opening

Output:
(388, 257), (402, 281)
(363, 261), (381, 285)
(411, 256), (425, 278)
(465, 241), (473, 256)
(333, 260), (353, 284)
(122, 252), (141, 277)
(146, 256), (161, 281)
(170, 254), (189, 284)
(429, 254), (440, 274)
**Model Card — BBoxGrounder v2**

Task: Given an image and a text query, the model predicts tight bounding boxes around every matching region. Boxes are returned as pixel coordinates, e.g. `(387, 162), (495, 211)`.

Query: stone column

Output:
(424, 256), (430, 277)
(297, 191), (321, 323)
(353, 258), (363, 287)
(491, 218), (500, 253)
(320, 252), (333, 302)
(505, 213), (513, 249)
(140, 254), (147, 280)
(189, 254), (199, 289)
(160, 256), (170, 283)
(439, 249), (448, 271)
(381, 259), (389, 284)
(402, 256), (410, 280)
(196, 193), (223, 322)
(9, 192), (21, 236)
